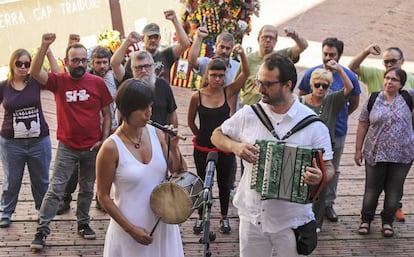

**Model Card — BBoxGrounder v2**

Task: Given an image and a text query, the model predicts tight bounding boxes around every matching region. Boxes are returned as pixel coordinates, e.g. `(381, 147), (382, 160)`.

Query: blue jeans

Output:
(325, 135), (346, 207)
(0, 136), (51, 219)
(37, 142), (97, 234)
(361, 162), (411, 224)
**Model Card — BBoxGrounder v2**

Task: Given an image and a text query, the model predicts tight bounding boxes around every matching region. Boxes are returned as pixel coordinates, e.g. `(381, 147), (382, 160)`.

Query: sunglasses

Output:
(314, 83), (329, 90)
(383, 58), (400, 65)
(15, 61), (31, 68)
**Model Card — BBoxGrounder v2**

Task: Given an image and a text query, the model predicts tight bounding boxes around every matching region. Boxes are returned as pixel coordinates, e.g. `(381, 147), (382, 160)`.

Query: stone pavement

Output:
(2, 0), (414, 255)
(0, 85), (414, 257)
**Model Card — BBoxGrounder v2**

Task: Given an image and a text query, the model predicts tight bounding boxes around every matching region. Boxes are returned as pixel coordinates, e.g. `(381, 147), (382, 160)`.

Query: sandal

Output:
(358, 222), (370, 235)
(382, 224), (394, 238)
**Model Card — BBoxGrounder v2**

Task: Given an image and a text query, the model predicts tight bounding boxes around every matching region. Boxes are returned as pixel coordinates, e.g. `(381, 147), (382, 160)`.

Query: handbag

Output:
(293, 220), (318, 255)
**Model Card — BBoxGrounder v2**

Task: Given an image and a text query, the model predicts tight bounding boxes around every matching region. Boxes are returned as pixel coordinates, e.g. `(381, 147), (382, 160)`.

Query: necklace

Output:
(121, 129), (143, 149)
(310, 94), (324, 117)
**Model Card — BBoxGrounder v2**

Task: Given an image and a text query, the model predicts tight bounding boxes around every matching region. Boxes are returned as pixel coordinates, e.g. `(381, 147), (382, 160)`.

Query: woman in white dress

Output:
(96, 78), (185, 257)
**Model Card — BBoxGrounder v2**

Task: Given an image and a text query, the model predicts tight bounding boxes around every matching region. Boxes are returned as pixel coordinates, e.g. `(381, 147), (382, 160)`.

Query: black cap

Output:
(143, 23), (160, 36)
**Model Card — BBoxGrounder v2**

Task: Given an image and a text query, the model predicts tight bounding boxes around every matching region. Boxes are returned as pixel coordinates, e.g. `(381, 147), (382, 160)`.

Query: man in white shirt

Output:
(211, 53), (334, 256)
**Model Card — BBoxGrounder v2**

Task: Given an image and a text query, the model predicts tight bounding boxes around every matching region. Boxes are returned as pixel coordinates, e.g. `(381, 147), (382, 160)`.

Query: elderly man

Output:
(121, 9), (190, 83)
(348, 44), (414, 93)
(240, 25), (308, 106)
(112, 37), (178, 127)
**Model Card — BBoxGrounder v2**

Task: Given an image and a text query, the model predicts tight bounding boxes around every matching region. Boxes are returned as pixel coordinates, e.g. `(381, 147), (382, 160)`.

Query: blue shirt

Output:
(297, 64), (361, 137)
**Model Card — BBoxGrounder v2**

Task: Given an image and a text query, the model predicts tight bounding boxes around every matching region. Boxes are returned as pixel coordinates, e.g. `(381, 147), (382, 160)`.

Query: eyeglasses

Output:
(70, 58), (88, 65)
(255, 79), (281, 87)
(15, 61), (31, 68)
(132, 64), (153, 71)
(209, 73), (225, 79)
(384, 76), (400, 82)
(383, 58), (401, 65)
(313, 83), (330, 90)
(260, 35), (276, 41)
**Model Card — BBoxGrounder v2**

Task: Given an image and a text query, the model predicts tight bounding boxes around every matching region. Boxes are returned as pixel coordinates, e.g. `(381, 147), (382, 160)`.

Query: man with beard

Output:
(121, 9), (190, 82)
(56, 45), (118, 215)
(211, 53), (334, 257)
(239, 25), (308, 106)
(235, 25), (308, 179)
(112, 40), (178, 127)
(188, 28), (240, 115)
(29, 33), (113, 251)
(297, 37), (361, 230)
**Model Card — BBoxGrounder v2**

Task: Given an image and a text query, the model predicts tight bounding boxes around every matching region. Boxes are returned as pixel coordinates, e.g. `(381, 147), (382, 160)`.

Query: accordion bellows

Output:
(251, 140), (324, 204)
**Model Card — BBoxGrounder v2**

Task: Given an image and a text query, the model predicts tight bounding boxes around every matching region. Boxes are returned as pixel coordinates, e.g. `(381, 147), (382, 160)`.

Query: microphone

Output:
(146, 120), (186, 140)
(203, 152), (218, 198)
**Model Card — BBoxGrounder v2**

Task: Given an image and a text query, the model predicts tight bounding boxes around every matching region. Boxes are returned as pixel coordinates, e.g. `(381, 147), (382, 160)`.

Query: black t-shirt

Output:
(124, 47), (177, 82)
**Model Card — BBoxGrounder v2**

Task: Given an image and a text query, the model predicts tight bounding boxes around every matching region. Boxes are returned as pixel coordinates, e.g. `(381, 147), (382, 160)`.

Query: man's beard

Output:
(94, 68), (108, 77)
(68, 66), (86, 79)
(140, 72), (156, 91)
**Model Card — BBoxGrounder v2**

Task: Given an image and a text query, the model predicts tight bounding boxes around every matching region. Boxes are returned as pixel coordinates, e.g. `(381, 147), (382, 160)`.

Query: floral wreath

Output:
(182, 0), (260, 54)
(97, 29), (122, 53)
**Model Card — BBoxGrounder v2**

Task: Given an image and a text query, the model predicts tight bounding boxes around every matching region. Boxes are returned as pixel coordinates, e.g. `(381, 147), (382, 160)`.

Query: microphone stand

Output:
(199, 165), (216, 257)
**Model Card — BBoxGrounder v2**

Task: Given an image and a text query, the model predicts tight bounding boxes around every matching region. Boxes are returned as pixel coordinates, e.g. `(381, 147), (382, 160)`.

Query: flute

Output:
(146, 120), (187, 141)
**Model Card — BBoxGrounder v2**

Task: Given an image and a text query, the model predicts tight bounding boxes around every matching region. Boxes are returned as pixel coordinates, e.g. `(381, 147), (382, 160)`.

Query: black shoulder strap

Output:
(251, 104), (323, 140)
(281, 114), (324, 140)
(367, 91), (380, 113)
(368, 90), (413, 113)
(251, 103), (279, 139)
(400, 90), (413, 111)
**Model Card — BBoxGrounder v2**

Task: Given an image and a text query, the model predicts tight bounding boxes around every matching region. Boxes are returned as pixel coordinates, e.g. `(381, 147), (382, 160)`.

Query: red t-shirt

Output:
(43, 72), (113, 150)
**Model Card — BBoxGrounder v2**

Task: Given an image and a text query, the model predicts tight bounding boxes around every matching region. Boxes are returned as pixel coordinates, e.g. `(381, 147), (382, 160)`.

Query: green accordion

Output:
(251, 140), (324, 204)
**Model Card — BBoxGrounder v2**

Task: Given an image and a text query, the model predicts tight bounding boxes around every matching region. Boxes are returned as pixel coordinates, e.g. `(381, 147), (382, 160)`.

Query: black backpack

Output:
(367, 90), (413, 113)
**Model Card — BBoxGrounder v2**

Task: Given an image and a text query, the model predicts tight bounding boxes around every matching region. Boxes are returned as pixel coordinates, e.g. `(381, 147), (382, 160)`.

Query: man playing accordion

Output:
(211, 53), (334, 257)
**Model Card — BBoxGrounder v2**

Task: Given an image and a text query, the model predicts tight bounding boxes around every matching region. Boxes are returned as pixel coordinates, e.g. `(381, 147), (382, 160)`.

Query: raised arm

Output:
(45, 47), (60, 73)
(30, 33), (56, 85)
(164, 9), (191, 58)
(284, 27), (308, 59)
(226, 44), (249, 99)
(188, 27), (208, 70)
(348, 43), (381, 76)
(110, 32), (141, 82)
(68, 34), (80, 46)
(325, 60), (354, 97)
